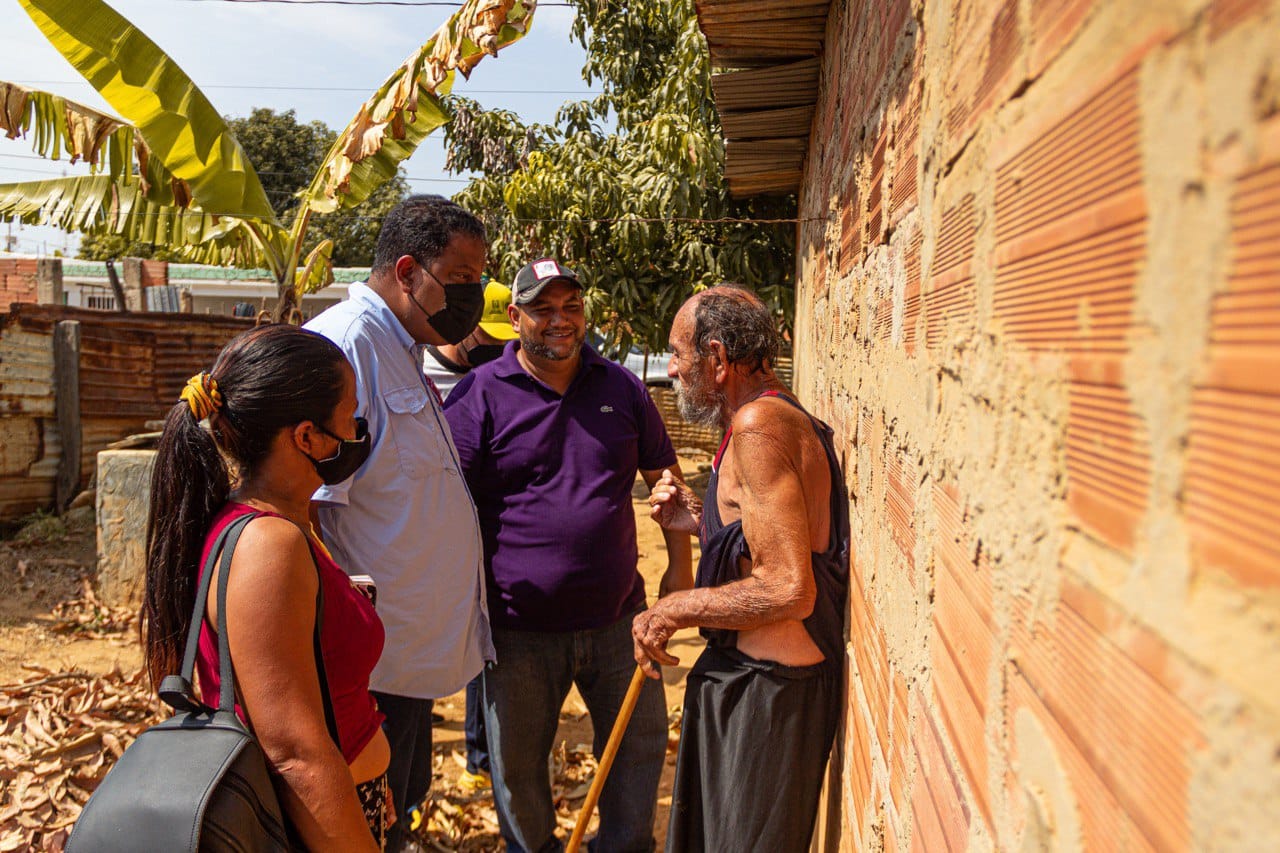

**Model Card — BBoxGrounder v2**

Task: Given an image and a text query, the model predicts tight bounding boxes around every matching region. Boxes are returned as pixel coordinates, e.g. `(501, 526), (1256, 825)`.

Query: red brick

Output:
(845, 661), (874, 851)
(1186, 117), (1280, 590)
(993, 65), (1152, 551)
(1208, 0), (1267, 40)
(902, 231), (923, 355)
(138, 259), (168, 289)
(1007, 576), (1206, 851)
(886, 449), (917, 577)
(1029, 0), (1096, 78)
(973, 0), (1021, 117)
(839, 179), (863, 275)
(930, 482), (996, 831)
(888, 671), (910, 818)
(911, 704), (973, 850)
(890, 72), (922, 225)
(925, 194), (978, 350)
(866, 123), (890, 250)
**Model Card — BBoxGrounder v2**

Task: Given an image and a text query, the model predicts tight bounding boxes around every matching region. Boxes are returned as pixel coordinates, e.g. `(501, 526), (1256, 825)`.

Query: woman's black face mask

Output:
(409, 265), (485, 345)
(309, 417), (371, 485)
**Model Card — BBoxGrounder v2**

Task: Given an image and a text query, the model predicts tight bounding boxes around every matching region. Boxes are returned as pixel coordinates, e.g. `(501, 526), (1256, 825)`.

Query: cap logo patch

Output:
(533, 260), (560, 279)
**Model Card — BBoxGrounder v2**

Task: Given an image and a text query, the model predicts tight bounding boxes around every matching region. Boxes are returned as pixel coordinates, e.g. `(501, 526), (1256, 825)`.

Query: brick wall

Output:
(137, 259), (168, 289)
(0, 258), (40, 307)
(795, 0), (1280, 848)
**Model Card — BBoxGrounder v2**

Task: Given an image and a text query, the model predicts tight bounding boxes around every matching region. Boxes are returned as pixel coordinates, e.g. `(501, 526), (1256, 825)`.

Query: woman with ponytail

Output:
(143, 324), (388, 850)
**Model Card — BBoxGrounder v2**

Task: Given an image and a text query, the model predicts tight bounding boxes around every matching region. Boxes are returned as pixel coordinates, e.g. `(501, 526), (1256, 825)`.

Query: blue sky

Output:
(0, 0), (592, 255)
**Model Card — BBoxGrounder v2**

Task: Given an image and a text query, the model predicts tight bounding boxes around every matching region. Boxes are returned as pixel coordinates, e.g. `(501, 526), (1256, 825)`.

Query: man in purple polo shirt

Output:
(444, 258), (692, 853)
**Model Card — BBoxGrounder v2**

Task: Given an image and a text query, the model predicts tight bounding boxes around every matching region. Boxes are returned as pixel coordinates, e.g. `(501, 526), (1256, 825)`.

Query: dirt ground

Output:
(0, 460), (711, 850)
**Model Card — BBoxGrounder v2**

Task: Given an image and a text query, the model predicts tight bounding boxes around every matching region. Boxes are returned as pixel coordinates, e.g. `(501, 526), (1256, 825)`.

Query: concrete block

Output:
(95, 449), (155, 607)
(121, 258), (146, 312)
(36, 258), (62, 305)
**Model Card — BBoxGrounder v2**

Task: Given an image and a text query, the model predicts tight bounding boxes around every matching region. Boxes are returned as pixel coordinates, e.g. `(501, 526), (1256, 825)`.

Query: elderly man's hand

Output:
(648, 469), (702, 534)
(632, 604), (681, 680)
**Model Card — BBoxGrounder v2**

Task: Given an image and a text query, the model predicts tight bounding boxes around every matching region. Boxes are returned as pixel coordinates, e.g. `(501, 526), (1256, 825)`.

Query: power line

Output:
(4, 206), (816, 225)
(0, 156), (470, 183)
(510, 217), (816, 225)
(7, 79), (599, 95)
(175, 0), (575, 6)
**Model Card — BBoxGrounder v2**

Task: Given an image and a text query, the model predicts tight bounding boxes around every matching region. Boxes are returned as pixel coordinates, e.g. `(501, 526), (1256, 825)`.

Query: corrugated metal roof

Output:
(695, 1), (832, 197)
(63, 261), (373, 284)
(697, 0), (831, 67)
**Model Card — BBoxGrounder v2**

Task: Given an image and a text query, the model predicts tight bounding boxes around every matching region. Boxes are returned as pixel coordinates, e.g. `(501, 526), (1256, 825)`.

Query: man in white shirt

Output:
(420, 277), (516, 796)
(306, 196), (493, 851)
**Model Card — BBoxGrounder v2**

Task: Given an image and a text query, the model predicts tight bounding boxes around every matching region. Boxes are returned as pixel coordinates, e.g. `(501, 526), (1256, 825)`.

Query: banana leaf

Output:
(297, 239), (335, 294)
(304, 0), (538, 214)
(0, 175), (265, 266)
(0, 81), (193, 205)
(18, 0), (278, 225)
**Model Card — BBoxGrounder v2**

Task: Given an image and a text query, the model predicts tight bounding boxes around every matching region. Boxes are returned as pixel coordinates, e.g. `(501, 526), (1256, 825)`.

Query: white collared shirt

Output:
(306, 282), (493, 699)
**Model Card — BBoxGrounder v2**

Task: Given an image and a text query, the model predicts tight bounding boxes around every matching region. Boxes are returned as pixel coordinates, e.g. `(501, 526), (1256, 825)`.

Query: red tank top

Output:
(195, 501), (385, 763)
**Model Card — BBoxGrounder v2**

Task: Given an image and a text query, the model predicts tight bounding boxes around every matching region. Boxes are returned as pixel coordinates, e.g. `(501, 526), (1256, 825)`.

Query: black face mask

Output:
(309, 417), (371, 485)
(464, 343), (506, 366)
(411, 267), (485, 345)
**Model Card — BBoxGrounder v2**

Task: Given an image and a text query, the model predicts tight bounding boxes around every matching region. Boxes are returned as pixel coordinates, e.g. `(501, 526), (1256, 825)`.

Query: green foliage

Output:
(78, 232), (182, 261)
(442, 0), (796, 353)
(77, 108), (408, 266)
(226, 109), (408, 267)
(13, 509), (67, 545)
(227, 109), (333, 221)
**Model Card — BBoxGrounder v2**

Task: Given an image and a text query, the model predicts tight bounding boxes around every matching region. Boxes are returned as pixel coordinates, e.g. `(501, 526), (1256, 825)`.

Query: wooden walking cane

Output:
(566, 665), (649, 853)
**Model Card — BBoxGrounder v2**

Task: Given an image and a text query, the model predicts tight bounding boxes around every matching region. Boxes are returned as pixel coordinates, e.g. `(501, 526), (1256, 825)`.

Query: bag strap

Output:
(212, 514), (255, 710)
(163, 512), (340, 745)
(307, 540), (341, 746)
(160, 513), (253, 709)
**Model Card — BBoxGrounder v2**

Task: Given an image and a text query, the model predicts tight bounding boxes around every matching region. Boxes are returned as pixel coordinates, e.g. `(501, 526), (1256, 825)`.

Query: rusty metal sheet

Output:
(0, 327), (54, 417)
(79, 418), (147, 485)
(0, 473), (54, 519)
(0, 303), (251, 519)
(0, 416), (42, 477)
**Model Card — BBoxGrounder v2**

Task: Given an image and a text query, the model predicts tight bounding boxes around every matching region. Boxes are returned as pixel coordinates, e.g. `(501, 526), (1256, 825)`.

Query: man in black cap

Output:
(444, 258), (692, 852)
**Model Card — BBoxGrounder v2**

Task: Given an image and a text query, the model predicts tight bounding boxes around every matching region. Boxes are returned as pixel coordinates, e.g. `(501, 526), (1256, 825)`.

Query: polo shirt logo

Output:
(600, 405), (614, 413)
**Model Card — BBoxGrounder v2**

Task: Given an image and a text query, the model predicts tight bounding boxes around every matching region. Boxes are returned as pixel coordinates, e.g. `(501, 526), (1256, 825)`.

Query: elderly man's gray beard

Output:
(675, 369), (726, 429)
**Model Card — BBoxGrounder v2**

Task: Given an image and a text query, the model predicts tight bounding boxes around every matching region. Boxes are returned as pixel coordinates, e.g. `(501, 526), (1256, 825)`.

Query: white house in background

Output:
(58, 260), (363, 320)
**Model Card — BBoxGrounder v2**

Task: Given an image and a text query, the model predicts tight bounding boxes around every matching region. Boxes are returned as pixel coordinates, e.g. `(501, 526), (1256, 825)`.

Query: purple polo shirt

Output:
(443, 342), (677, 632)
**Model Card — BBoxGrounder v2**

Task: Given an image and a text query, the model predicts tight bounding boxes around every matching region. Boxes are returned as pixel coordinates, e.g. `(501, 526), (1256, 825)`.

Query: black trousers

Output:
(372, 691), (434, 851)
(666, 645), (841, 853)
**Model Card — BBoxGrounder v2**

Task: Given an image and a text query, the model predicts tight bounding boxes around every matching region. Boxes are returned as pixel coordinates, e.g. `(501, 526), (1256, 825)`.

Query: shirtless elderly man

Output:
(632, 284), (850, 852)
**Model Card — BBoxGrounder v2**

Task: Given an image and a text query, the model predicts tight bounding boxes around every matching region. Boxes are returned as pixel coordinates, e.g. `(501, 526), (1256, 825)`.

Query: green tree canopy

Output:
(80, 108), (407, 267)
(442, 0), (796, 354)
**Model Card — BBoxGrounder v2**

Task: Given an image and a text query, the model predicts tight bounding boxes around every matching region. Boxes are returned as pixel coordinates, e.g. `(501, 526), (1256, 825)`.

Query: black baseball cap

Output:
(511, 258), (582, 305)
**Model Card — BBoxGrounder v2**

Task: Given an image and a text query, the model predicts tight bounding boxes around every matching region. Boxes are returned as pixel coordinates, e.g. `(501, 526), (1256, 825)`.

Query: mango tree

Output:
(0, 0), (538, 319)
(442, 0), (796, 354)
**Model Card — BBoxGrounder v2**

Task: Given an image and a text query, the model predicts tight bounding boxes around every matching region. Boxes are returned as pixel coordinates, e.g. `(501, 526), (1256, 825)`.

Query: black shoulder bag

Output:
(68, 512), (340, 852)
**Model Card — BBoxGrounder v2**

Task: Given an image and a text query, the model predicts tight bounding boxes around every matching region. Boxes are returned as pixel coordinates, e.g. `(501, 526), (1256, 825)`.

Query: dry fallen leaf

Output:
(0, 602), (159, 853)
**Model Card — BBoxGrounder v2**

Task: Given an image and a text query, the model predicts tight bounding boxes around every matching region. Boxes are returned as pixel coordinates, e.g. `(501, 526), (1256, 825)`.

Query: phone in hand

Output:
(349, 574), (377, 609)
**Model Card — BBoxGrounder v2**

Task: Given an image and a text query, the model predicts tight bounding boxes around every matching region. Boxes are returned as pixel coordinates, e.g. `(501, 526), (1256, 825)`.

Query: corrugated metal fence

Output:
(0, 304), (251, 520)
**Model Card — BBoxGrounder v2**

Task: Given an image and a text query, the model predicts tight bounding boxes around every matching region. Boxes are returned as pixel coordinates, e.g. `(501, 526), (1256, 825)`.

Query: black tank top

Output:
(695, 391), (850, 663)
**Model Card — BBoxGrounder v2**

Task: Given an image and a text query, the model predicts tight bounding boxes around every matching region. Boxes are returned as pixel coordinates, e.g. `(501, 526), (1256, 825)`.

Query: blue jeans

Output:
(483, 613), (666, 853)
(464, 675), (489, 774)
(372, 691), (434, 851)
